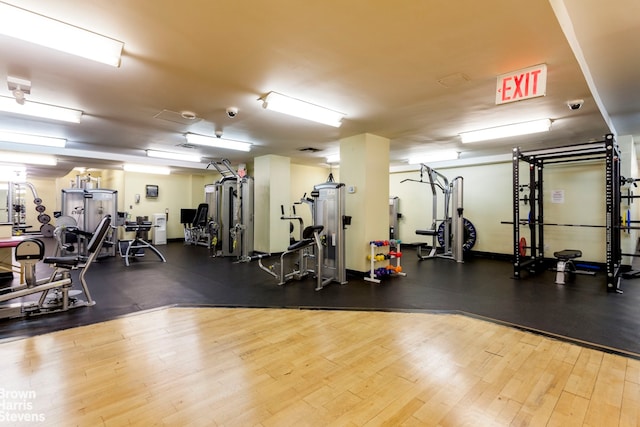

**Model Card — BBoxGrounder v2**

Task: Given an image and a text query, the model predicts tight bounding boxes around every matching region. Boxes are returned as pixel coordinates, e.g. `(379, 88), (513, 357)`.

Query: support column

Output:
(617, 135), (638, 268)
(340, 133), (390, 273)
(254, 155), (290, 253)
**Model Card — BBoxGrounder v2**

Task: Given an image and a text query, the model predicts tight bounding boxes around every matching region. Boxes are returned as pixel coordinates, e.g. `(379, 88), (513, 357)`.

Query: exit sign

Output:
(496, 64), (547, 105)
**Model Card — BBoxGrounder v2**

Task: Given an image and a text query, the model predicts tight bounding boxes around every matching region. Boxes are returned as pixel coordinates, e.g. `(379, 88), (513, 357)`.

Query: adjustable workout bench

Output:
(553, 249), (595, 284)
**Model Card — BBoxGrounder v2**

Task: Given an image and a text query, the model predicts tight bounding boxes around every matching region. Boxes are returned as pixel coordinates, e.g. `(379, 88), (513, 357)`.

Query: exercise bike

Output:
(0, 215), (111, 320)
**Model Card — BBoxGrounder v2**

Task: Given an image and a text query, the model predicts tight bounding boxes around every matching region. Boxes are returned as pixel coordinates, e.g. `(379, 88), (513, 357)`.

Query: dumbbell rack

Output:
(365, 240), (406, 283)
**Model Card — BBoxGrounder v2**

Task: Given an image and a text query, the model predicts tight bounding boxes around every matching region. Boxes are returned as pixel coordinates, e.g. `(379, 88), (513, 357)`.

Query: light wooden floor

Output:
(2, 308), (640, 426)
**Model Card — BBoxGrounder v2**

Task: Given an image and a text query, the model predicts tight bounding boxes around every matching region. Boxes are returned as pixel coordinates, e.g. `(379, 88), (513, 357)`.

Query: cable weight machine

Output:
(205, 159), (254, 261)
(402, 164), (476, 262)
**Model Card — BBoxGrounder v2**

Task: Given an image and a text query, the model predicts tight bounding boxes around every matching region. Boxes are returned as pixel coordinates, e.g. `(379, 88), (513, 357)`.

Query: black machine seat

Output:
(287, 225), (324, 251)
(43, 257), (81, 268)
(192, 203), (209, 227)
(554, 249), (582, 260)
(416, 229), (437, 236)
(14, 239), (45, 262)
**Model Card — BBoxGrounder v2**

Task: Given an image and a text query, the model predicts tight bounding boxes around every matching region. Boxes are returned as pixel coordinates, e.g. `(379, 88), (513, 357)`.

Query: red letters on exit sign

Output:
(496, 64), (547, 105)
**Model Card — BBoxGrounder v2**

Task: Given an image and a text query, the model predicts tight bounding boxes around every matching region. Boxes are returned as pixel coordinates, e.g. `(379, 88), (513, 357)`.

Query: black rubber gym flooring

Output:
(2, 241), (640, 359)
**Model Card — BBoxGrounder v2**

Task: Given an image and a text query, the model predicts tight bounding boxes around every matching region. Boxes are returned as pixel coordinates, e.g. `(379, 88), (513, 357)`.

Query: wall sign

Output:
(496, 64), (547, 105)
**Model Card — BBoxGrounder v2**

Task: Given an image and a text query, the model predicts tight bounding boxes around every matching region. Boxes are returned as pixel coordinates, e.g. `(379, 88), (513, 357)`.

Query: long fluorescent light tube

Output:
(0, 96), (83, 123)
(261, 92), (345, 127)
(0, 2), (123, 67)
(408, 150), (459, 164)
(123, 164), (170, 175)
(0, 130), (66, 148)
(146, 149), (201, 163)
(460, 119), (552, 143)
(0, 151), (57, 166)
(185, 133), (251, 152)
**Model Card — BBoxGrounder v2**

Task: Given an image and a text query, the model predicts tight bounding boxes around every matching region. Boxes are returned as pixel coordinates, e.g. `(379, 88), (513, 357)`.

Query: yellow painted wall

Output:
(121, 171), (214, 239)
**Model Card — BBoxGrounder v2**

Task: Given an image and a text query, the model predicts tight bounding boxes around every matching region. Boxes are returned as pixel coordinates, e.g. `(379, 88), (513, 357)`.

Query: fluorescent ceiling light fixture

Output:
(0, 96), (83, 123)
(0, 2), (123, 67)
(460, 119), (551, 143)
(146, 149), (201, 163)
(185, 133), (251, 152)
(0, 165), (26, 182)
(326, 154), (340, 163)
(261, 91), (345, 127)
(123, 163), (170, 175)
(408, 150), (460, 164)
(0, 151), (57, 166)
(0, 130), (66, 148)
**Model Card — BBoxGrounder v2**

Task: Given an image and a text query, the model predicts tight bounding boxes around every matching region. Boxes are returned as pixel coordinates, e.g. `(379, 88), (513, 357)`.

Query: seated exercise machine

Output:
(0, 215), (111, 320)
(182, 203), (213, 247)
(258, 204), (327, 290)
(52, 215), (94, 257)
(402, 164), (476, 262)
(119, 218), (167, 266)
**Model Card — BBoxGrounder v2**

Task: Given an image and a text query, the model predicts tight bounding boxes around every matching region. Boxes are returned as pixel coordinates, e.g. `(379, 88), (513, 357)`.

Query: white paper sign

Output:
(551, 190), (564, 204)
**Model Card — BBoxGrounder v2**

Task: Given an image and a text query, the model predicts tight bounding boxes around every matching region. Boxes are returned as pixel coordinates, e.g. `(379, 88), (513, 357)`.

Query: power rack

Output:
(511, 134), (624, 293)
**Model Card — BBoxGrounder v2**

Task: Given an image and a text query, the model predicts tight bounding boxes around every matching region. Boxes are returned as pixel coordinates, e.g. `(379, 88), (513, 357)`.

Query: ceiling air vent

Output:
(299, 147), (322, 153)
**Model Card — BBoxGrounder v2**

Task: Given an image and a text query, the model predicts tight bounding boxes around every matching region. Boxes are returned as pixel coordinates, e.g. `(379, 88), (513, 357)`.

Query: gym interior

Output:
(1, 1), (640, 425)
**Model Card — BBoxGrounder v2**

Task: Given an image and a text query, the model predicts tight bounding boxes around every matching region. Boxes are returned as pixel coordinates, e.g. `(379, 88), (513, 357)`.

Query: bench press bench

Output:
(553, 249), (595, 284)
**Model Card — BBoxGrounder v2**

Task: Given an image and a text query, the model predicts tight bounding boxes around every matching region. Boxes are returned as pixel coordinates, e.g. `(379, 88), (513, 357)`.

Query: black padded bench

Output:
(553, 249), (582, 285)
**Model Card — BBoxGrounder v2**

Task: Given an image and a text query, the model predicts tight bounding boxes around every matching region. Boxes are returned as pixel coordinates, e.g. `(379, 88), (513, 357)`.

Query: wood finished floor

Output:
(2, 307), (640, 426)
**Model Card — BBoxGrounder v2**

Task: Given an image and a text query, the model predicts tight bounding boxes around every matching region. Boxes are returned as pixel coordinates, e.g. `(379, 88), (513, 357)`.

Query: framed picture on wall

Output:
(146, 185), (159, 198)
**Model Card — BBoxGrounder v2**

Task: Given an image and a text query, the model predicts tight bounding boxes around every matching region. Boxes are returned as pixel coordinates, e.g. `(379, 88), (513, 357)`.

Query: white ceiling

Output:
(0, 0), (638, 178)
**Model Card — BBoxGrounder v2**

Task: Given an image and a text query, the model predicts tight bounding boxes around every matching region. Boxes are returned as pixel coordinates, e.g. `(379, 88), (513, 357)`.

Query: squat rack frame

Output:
(512, 133), (623, 292)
